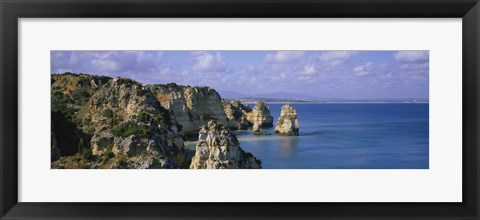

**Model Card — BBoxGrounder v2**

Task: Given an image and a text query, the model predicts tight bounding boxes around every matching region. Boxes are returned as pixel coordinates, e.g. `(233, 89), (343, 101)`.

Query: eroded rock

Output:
(222, 99), (250, 130)
(190, 120), (262, 169)
(274, 104), (300, 136)
(246, 101), (273, 128)
(150, 84), (229, 138)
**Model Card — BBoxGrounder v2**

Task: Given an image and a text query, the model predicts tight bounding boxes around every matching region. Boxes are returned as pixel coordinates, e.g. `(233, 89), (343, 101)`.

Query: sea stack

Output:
(246, 101), (274, 127)
(252, 121), (261, 135)
(190, 120), (262, 169)
(274, 104), (300, 136)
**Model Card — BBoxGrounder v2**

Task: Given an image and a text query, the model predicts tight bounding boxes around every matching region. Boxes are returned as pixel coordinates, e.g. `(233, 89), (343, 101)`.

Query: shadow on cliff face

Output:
(180, 141), (197, 168)
(51, 111), (90, 157)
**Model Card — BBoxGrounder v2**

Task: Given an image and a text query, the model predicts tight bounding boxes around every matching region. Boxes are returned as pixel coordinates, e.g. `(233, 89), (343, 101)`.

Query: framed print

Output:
(1, 0), (479, 219)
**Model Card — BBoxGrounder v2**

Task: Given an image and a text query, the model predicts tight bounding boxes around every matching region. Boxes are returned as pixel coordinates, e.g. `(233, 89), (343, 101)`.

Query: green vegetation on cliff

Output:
(51, 72), (250, 169)
(111, 121), (151, 139)
(51, 73), (183, 169)
(51, 73), (112, 156)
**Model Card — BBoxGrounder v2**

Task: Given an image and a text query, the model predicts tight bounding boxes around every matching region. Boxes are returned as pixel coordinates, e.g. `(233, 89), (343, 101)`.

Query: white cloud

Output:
(400, 62), (429, 70)
(134, 51), (164, 65)
(157, 66), (172, 76)
(379, 72), (393, 79)
(190, 51), (207, 56)
(318, 51), (358, 62)
(393, 51), (429, 62)
(353, 62), (374, 76)
(192, 52), (227, 72)
(301, 64), (317, 75)
(91, 59), (120, 72)
(261, 71), (289, 82)
(297, 75), (316, 81)
(263, 51), (305, 63)
(51, 51), (164, 75)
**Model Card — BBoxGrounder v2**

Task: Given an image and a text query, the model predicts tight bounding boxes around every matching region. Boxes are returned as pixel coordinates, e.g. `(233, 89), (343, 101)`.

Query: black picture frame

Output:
(1, 0), (479, 219)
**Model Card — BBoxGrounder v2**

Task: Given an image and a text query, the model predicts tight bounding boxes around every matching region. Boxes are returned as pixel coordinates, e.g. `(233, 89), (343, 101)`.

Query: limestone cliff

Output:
(150, 84), (229, 138)
(89, 125), (177, 169)
(222, 99), (250, 130)
(51, 73), (111, 159)
(246, 101), (274, 127)
(274, 104), (300, 136)
(51, 74), (187, 168)
(232, 100), (252, 114)
(252, 122), (261, 134)
(51, 73), (266, 169)
(190, 120), (262, 169)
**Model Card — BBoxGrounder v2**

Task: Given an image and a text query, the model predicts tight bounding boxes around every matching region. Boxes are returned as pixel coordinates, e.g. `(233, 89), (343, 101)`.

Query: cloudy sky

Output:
(51, 50), (429, 100)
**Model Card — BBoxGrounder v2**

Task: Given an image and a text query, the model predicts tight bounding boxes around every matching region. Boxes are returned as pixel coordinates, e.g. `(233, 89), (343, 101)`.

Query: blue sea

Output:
(235, 103), (429, 169)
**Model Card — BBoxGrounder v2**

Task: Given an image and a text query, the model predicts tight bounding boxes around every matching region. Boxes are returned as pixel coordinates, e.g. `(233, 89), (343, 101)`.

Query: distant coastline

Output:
(244, 102), (430, 104)
(229, 98), (429, 105)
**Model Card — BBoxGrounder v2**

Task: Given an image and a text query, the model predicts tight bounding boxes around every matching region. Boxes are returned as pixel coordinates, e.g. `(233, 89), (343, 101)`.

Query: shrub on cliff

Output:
(111, 121), (151, 138)
(81, 148), (93, 161)
(101, 108), (114, 118)
(71, 88), (90, 101)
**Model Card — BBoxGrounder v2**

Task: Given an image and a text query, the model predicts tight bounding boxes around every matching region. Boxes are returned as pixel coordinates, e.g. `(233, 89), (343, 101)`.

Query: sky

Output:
(51, 50), (429, 100)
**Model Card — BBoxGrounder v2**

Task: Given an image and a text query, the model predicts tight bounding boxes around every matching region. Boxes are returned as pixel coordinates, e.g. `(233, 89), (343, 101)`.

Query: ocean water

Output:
(235, 103), (429, 169)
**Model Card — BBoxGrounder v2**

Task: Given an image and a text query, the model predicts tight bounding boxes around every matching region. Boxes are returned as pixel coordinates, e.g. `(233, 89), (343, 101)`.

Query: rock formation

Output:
(50, 73), (267, 169)
(51, 73), (112, 159)
(252, 122), (261, 134)
(246, 101), (273, 127)
(252, 121), (272, 135)
(85, 78), (187, 168)
(150, 83), (230, 138)
(190, 120), (262, 169)
(232, 100), (252, 114)
(89, 124), (178, 169)
(51, 74), (187, 169)
(274, 104), (300, 136)
(222, 99), (250, 130)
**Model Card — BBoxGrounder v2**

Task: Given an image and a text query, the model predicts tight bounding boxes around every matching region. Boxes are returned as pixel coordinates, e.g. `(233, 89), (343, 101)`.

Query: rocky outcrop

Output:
(50, 73), (270, 169)
(90, 132), (114, 156)
(190, 120), (262, 169)
(150, 84), (229, 138)
(222, 99), (250, 130)
(232, 100), (252, 114)
(51, 73), (112, 157)
(274, 104), (300, 136)
(252, 122), (261, 134)
(85, 78), (175, 132)
(90, 124), (177, 169)
(252, 121), (271, 135)
(51, 74), (187, 169)
(84, 79), (187, 168)
(246, 101), (273, 128)
(51, 73), (111, 124)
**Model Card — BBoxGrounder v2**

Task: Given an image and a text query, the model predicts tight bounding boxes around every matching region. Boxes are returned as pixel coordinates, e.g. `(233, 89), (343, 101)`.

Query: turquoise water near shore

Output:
(235, 103), (429, 169)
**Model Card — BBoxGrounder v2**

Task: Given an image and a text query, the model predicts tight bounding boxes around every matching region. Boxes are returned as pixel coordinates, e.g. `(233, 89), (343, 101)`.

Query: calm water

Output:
(235, 103), (429, 169)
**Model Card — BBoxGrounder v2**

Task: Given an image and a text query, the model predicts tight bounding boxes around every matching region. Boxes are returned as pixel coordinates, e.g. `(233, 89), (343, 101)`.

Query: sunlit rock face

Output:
(274, 104), (300, 136)
(51, 74), (187, 169)
(150, 84), (229, 138)
(246, 101), (273, 128)
(222, 99), (250, 130)
(190, 120), (262, 169)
